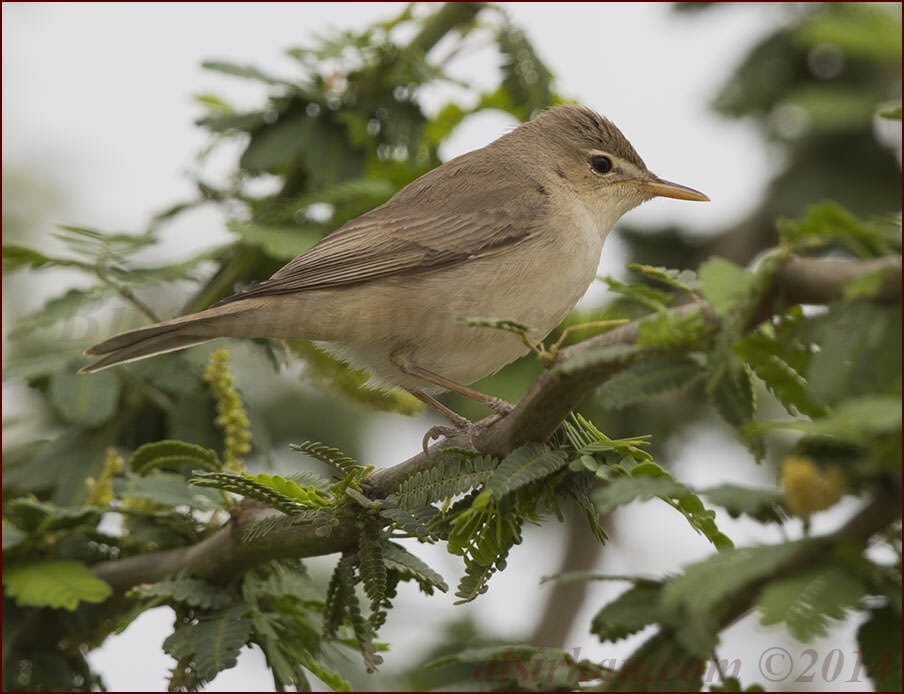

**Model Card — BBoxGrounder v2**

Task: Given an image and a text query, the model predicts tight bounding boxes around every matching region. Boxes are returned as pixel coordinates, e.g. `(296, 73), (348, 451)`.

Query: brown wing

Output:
(217, 154), (549, 303)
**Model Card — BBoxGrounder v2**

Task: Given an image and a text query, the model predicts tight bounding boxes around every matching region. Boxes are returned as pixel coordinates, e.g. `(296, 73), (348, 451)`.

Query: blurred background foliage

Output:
(2, 2), (901, 691)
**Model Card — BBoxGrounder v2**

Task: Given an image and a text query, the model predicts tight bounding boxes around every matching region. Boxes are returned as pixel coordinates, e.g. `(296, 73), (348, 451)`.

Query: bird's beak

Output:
(636, 176), (710, 202)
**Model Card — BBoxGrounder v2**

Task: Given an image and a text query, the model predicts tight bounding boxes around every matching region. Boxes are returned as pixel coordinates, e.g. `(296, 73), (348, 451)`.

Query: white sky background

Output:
(2, 3), (873, 692)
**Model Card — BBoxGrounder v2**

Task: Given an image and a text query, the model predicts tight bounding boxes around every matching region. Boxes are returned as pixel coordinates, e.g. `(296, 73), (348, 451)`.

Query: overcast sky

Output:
(2, 4), (869, 692)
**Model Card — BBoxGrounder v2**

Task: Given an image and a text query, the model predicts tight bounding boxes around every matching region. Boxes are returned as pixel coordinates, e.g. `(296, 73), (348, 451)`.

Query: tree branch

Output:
(92, 254), (901, 593)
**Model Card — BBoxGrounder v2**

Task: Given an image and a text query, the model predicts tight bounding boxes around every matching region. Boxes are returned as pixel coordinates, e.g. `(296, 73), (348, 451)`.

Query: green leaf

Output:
(50, 368), (121, 428)
(758, 567), (865, 642)
(55, 224), (155, 257)
(794, 4), (902, 64)
(332, 555), (382, 671)
(857, 605), (902, 692)
(9, 286), (116, 340)
(3, 561), (112, 610)
(591, 580), (664, 642)
(240, 115), (311, 172)
(383, 542), (448, 594)
(842, 264), (898, 301)
(709, 361), (756, 428)
(699, 256), (756, 318)
(603, 276), (674, 311)
(246, 473), (332, 507)
(2, 522), (25, 550)
(4, 497), (101, 533)
(201, 60), (293, 85)
(594, 476), (687, 514)
(558, 472), (608, 544)
(636, 305), (709, 347)
(454, 559), (500, 605)
(358, 521), (388, 614)
(194, 93), (234, 115)
(807, 302), (901, 407)
(661, 542), (807, 656)
(290, 440), (361, 475)
(262, 177), (394, 226)
(628, 263), (702, 294)
(563, 413), (653, 462)
(191, 471), (330, 513)
(607, 632), (705, 691)
(777, 201), (895, 257)
(735, 329), (824, 418)
(241, 512), (330, 543)
(751, 395), (901, 445)
(226, 220), (322, 260)
(129, 440), (222, 475)
(484, 443), (569, 500)
(556, 343), (646, 375)
(786, 85), (884, 133)
(379, 504), (438, 540)
(286, 340), (423, 415)
(163, 605), (251, 684)
(496, 24), (555, 120)
(426, 644), (600, 690)
(701, 484), (786, 523)
(124, 472), (223, 511)
(878, 103), (902, 120)
(390, 453), (497, 510)
(596, 356), (704, 410)
(197, 110), (269, 133)
(129, 578), (233, 609)
(1, 244), (87, 272)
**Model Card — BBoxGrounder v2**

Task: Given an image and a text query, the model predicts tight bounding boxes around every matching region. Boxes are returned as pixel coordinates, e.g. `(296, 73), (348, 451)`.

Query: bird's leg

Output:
(407, 389), (479, 454)
(407, 389), (472, 430)
(392, 357), (514, 416)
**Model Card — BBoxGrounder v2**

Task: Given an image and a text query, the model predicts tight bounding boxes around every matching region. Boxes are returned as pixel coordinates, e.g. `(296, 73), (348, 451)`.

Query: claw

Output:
(420, 418), (489, 456)
(422, 425), (459, 455)
(485, 396), (514, 416)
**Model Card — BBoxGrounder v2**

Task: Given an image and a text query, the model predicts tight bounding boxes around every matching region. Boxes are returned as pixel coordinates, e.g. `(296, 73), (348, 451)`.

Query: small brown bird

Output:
(82, 105), (707, 427)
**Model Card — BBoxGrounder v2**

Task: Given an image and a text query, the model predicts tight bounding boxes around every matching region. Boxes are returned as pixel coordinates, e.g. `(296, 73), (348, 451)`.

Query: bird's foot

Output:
(484, 396), (514, 417)
(420, 413), (504, 456)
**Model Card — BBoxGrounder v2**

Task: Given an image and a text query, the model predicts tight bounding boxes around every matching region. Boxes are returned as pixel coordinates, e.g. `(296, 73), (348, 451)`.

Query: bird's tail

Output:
(80, 302), (257, 373)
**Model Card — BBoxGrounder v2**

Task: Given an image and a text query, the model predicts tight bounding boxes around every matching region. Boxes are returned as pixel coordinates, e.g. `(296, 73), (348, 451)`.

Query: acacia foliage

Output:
(2, 3), (901, 692)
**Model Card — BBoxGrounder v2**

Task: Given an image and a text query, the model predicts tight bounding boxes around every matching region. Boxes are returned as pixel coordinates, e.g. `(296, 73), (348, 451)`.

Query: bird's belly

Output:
(317, 227), (604, 391)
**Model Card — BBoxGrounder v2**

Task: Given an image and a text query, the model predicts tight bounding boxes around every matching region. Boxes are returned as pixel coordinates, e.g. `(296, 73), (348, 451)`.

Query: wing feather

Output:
(217, 161), (548, 304)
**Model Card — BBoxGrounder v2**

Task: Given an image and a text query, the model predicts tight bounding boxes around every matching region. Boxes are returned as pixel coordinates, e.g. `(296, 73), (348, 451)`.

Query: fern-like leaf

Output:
(358, 520), (388, 614)
(163, 605), (251, 686)
(758, 567), (866, 642)
(596, 356), (704, 410)
(383, 542), (448, 594)
(130, 440), (222, 475)
(240, 510), (328, 543)
(379, 503), (439, 540)
(323, 555), (350, 640)
(484, 443), (568, 500)
(455, 556), (504, 605)
(290, 440), (360, 475)
(390, 453), (497, 510)
(334, 555), (382, 672)
(591, 580), (663, 642)
(128, 578), (232, 609)
(190, 471), (329, 515)
(558, 472), (607, 544)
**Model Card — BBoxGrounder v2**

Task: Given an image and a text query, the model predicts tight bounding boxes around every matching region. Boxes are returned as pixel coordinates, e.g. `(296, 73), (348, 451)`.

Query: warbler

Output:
(83, 105), (708, 427)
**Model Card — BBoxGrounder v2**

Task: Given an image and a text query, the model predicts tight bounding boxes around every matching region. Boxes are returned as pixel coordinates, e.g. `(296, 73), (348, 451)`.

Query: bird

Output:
(82, 105), (708, 432)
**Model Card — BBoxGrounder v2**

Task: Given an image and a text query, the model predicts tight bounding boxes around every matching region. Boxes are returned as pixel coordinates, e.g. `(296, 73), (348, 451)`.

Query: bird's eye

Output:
(589, 155), (613, 174)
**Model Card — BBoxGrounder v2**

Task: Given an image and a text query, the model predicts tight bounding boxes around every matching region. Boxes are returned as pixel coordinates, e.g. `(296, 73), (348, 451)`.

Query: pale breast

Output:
(314, 200), (607, 390)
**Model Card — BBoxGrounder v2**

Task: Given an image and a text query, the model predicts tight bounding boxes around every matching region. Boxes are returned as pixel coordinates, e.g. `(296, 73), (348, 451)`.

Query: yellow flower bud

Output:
(781, 456), (847, 518)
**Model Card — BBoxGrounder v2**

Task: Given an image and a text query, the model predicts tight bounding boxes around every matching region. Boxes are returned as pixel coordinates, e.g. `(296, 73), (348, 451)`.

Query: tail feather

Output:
(80, 302), (257, 373)
(80, 332), (212, 373)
